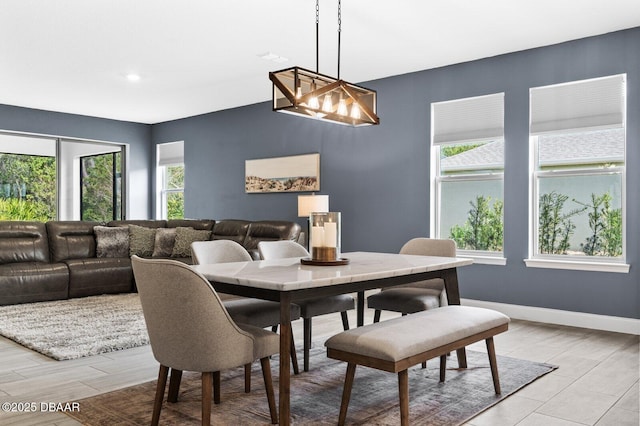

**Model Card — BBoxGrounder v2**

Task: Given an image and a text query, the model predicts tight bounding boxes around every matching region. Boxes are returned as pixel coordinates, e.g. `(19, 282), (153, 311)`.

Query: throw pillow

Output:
(129, 224), (157, 257)
(152, 228), (177, 258)
(94, 226), (130, 258)
(172, 227), (212, 258)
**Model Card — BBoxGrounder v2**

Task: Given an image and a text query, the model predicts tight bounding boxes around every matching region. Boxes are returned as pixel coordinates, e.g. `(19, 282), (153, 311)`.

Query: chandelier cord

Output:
(315, 0), (319, 74)
(337, 0), (341, 79)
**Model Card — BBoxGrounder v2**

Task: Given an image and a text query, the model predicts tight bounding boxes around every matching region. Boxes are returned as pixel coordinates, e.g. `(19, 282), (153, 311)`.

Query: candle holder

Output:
(301, 212), (349, 265)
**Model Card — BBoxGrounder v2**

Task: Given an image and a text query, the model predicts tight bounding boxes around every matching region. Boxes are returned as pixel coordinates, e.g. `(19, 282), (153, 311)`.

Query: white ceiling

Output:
(1, 0), (639, 124)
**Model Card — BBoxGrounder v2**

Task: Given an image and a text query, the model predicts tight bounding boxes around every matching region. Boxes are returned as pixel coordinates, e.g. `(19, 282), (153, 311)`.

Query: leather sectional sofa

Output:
(0, 219), (301, 306)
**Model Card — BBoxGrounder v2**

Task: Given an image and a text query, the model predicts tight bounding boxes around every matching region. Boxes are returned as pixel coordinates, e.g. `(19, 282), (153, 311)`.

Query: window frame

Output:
(526, 75), (629, 273)
(430, 93), (506, 265)
(156, 141), (185, 220)
(432, 144), (506, 265)
(158, 163), (184, 220)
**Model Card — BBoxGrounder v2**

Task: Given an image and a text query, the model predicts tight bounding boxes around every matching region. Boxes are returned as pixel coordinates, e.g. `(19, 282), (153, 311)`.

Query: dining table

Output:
(192, 250), (473, 425)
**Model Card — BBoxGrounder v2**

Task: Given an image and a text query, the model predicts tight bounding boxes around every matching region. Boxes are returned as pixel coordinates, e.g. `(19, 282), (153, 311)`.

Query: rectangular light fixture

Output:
(269, 66), (379, 127)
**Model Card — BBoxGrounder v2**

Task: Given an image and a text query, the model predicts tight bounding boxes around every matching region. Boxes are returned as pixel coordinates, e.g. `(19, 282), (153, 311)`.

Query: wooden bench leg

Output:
(398, 369), (409, 426)
(456, 347), (468, 368)
(439, 355), (447, 382)
(486, 337), (501, 394)
(338, 363), (357, 426)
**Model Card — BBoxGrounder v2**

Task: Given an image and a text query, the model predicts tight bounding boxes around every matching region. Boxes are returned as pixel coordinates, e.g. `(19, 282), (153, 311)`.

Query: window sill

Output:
(524, 258), (630, 273)
(459, 254), (507, 266)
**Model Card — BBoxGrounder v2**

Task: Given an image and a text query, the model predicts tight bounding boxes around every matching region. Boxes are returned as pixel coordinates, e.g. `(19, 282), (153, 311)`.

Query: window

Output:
(0, 133), (127, 221)
(528, 74), (627, 272)
(431, 93), (505, 263)
(80, 151), (122, 221)
(0, 134), (57, 221)
(157, 141), (184, 220)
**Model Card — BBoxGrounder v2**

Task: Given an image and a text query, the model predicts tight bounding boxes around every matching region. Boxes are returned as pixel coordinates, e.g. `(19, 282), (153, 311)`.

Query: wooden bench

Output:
(324, 305), (510, 425)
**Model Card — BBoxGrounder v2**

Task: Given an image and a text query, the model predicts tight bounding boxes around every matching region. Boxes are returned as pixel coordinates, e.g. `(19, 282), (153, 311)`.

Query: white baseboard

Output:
(461, 298), (640, 335)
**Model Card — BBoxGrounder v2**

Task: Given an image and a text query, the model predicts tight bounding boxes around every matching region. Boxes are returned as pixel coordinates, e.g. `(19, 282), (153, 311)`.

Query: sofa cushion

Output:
(243, 221), (302, 251)
(0, 262), (69, 305)
(171, 227), (212, 258)
(107, 220), (167, 229)
(94, 226), (129, 258)
(65, 258), (133, 298)
(0, 221), (50, 264)
(128, 224), (156, 257)
(211, 219), (251, 245)
(46, 221), (100, 262)
(152, 228), (177, 258)
(167, 219), (215, 231)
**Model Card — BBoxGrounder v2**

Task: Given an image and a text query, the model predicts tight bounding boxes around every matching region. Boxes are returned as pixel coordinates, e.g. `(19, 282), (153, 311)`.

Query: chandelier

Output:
(269, 0), (380, 127)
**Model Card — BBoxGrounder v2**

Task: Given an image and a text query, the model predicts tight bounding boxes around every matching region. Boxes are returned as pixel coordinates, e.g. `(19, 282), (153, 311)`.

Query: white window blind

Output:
(530, 74), (625, 135)
(157, 141), (184, 166)
(432, 93), (504, 145)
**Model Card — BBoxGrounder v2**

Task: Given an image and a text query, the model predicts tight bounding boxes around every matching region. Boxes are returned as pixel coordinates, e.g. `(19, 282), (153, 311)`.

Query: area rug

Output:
(66, 348), (557, 425)
(0, 294), (148, 360)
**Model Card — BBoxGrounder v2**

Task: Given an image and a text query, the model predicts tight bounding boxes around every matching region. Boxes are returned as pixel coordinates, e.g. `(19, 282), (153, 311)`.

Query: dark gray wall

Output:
(153, 27), (637, 320)
(0, 104), (152, 218)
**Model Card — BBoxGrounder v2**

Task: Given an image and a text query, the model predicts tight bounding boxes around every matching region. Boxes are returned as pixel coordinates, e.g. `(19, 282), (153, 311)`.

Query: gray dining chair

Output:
(258, 240), (355, 372)
(191, 240), (302, 376)
(366, 238), (455, 323)
(131, 256), (279, 425)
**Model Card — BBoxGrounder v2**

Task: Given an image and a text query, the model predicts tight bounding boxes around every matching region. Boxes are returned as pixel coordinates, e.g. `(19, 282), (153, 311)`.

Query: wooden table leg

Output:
(357, 291), (365, 327)
(279, 292), (292, 426)
(442, 268), (467, 368)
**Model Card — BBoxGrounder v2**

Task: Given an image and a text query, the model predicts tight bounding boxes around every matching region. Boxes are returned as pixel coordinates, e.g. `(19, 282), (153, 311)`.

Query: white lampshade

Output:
(297, 194), (329, 217)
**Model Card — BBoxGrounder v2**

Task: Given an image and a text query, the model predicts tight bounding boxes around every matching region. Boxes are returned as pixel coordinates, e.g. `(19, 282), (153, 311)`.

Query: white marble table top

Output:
(191, 251), (473, 292)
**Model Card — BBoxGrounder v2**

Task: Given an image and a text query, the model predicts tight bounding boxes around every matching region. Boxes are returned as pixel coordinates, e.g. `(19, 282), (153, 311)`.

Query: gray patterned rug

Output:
(0, 294), (149, 360)
(67, 348), (556, 425)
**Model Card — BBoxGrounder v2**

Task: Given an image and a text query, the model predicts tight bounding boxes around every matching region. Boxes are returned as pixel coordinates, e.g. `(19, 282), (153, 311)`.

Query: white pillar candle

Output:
(324, 221), (337, 247)
(311, 226), (324, 247)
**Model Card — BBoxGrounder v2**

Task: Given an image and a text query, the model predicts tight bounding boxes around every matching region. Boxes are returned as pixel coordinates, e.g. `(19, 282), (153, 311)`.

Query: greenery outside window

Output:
(431, 93), (505, 263)
(0, 134), (57, 221)
(157, 142), (184, 220)
(80, 151), (122, 222)
(528, 75), (627, 272)
(161, 165), (184, 219)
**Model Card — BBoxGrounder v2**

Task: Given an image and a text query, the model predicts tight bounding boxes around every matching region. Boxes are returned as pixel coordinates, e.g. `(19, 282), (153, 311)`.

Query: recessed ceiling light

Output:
(258, 52), (288, 63)
(126, 73), (141, 82)
(258, 52), (279, 61)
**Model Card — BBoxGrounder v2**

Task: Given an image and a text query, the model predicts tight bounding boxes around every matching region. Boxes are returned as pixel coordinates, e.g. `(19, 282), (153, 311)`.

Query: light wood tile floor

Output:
(0, 305), (637, 425)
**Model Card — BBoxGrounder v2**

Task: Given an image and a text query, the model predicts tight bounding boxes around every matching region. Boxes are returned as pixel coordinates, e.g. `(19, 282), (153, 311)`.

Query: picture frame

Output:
(245, 153), (320, 193)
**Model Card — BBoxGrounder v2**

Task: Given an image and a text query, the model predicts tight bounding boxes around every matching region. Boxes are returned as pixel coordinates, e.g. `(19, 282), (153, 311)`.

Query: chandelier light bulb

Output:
(350, 102), (361, 119)
(322, 93), (333, 113)
(308, 80), (320, 109)
(337, 96), (348, 116)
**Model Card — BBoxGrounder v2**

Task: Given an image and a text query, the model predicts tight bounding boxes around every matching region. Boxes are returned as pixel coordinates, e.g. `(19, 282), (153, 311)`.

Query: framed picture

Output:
(245, 153), (320, 193)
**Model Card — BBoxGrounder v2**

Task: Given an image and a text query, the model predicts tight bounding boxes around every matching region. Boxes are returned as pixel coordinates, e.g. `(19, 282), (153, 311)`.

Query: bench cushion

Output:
(325, 306), (509, 362)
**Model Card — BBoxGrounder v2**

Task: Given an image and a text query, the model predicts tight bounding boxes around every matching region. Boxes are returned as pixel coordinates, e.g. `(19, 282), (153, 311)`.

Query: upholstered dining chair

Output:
(191, 240), (302, 376)
(131, 256), (279, 425)
(258, 240), (355, 372)
(367, 238), (456, 322)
